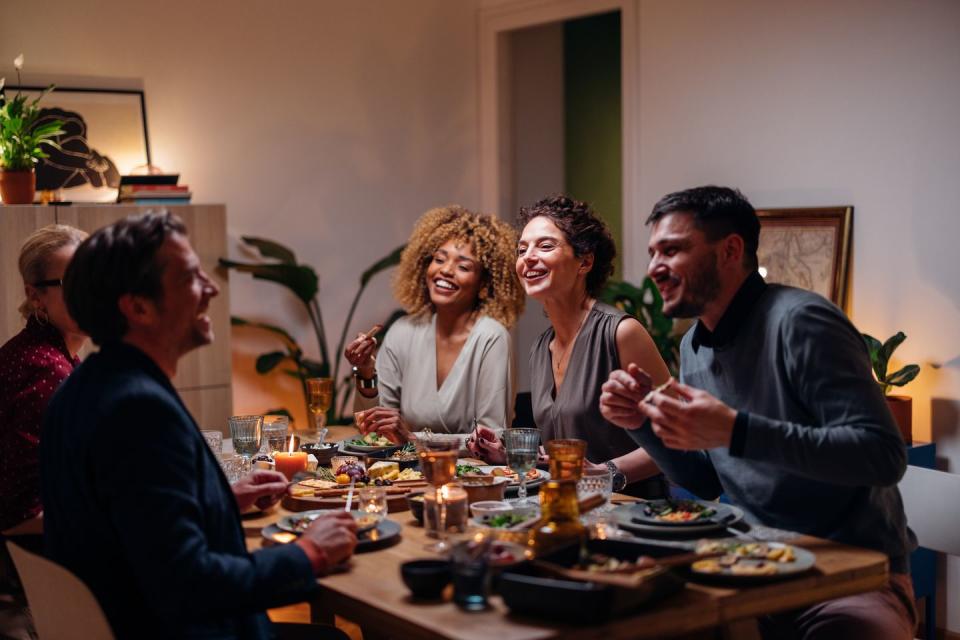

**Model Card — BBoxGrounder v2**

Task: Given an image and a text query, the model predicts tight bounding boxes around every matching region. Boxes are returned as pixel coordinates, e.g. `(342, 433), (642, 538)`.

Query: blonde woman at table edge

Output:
(345, 205), (525, 443)
(467, 195), (672, 498)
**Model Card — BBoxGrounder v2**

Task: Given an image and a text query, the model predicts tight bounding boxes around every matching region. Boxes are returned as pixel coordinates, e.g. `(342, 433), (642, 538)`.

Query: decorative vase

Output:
(886, 395), (912, 444)
(0, 169), (37, 205)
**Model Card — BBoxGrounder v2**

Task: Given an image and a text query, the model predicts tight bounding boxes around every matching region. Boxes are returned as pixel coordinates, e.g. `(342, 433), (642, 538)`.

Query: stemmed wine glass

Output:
(504, 428), (540, 504)
(415, 434), (460, 553)
(306, 377), (333, 441)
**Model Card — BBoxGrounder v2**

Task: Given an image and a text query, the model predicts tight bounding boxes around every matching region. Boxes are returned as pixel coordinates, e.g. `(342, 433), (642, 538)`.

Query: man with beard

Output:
(599, 186), (916, 639)
(41, 211), (356, 639)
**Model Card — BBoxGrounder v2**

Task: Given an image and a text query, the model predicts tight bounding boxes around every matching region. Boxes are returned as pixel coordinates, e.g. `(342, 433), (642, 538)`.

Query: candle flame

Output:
(288, 436), (295, 454)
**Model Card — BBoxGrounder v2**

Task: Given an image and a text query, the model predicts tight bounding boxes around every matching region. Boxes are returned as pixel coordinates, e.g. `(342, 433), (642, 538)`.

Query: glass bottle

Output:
(529, 479), (586, 556)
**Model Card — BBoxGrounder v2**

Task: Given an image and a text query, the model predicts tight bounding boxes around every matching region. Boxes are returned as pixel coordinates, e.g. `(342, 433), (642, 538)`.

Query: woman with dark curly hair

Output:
(468, 195), (671, 497)
(344, 205), (525, 443)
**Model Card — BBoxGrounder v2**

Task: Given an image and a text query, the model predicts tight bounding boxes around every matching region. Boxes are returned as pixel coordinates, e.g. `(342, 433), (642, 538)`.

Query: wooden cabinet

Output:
(1, 204), (232, 430)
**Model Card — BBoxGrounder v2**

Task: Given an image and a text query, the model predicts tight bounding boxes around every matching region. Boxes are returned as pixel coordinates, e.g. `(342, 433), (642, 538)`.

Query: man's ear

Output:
(720, 234), (745, 269)
(117, 293), (155, 330)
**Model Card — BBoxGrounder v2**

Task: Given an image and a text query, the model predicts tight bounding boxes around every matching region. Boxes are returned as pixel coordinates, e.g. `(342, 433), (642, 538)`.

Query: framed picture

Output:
(755, 206), (853, 310)
(5, 85), (152, 202)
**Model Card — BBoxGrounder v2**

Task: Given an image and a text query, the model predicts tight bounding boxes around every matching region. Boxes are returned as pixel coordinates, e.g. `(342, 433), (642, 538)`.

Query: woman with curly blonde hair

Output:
(344, 206), (525, 442)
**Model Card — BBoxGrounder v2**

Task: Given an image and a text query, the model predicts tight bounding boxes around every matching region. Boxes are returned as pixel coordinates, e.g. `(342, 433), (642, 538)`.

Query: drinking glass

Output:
(229, 415), (263, 460)
(219, 453), (251, 483)
(577, 467), (613, 509)
(200, 430), (223, 455)
(358, 486), (388, 523)
(451, 535), (491, 611)
(546, 439), (587, 481)
(504, 428), (540, 503)
(261, 415), (289, 453)
(307, 377), (333, 433)
(415, 434), (460, 553)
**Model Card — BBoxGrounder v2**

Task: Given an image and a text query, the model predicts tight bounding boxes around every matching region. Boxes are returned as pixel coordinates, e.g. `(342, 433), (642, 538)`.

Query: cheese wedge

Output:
(367, 461), (399, 479)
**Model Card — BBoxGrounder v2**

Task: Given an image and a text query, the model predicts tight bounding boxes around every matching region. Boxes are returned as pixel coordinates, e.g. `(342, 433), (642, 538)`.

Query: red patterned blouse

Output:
(0, 317), (80, 531)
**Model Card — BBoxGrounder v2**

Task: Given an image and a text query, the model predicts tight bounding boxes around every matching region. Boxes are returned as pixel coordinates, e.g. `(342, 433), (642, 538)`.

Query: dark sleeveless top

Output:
(529, 302), (666, 498)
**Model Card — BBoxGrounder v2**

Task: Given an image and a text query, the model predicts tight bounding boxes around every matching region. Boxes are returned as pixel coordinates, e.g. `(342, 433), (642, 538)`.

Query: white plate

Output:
(688, 541), (816, 583)
(476, 465), (551, 488)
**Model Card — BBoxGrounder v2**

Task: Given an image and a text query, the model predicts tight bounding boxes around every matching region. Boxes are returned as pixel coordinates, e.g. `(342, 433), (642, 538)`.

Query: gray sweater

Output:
(630, 275), (915, 573)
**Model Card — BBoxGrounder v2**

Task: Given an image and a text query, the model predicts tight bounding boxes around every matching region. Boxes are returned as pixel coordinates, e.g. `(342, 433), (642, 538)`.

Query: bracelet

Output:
(352, 366), (378, 389)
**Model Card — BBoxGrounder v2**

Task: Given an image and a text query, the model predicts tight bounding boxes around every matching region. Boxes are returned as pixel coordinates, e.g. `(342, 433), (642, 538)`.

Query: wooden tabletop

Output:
(243, 505), (889, 640)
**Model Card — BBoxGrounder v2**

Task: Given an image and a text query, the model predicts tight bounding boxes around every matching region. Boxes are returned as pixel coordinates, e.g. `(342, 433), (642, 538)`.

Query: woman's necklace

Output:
(553, 305), (590, 381)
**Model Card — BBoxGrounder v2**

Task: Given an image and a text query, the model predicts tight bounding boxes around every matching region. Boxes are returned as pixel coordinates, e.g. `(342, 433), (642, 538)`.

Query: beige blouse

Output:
(354, 314), (515, 434)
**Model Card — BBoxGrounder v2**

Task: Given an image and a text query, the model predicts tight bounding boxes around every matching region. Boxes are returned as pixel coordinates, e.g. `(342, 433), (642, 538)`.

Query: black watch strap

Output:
(352, 366), (378, 389)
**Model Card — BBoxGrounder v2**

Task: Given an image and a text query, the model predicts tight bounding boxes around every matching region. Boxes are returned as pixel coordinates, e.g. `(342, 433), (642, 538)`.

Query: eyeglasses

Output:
(32, 279), (62, 288)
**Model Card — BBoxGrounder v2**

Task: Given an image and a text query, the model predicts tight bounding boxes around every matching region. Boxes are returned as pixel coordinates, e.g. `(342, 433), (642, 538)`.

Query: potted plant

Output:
(862, 331), (921, 443)
(0, 54), (64, 204)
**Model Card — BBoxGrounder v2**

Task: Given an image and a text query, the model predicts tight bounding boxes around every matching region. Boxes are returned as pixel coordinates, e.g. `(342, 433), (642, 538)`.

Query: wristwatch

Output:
(604, 460), (627, 493)
(352, 366), (378, 390)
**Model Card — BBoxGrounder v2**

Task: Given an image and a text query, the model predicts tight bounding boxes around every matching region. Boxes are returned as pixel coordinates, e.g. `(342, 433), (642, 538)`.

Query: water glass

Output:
(200, 430), (223, 455)
(358, 486), (388, 522)
(577, 468), (613, 505)
(219, 453), (251, 483)
(451, 536), (491, 611)
(504, 428), (540, 503)
(546, 439), (587, 481)
(229, 415), (263, 459)
(261, 415), (289, 453)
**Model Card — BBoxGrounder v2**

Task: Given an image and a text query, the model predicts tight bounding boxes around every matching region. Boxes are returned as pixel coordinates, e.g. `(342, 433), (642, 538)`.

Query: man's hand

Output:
(231, 469), (289, 512)
(297, 511), (358, 572)
(357, 407), (411, 444)
(600, 363), (655, 429)
(639, 379), (737, 450)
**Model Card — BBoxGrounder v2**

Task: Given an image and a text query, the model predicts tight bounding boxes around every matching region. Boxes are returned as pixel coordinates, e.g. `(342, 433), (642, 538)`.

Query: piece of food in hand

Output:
(643, 379), (673, 403)
(363, 323), (383, 339)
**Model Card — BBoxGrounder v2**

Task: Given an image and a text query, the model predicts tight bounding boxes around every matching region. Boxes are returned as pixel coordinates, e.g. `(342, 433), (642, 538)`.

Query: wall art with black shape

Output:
(10, 86), (151, 201)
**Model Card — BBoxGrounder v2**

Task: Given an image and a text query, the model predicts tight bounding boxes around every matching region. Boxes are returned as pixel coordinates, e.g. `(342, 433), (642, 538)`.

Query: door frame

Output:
(478, 0), (641, 277)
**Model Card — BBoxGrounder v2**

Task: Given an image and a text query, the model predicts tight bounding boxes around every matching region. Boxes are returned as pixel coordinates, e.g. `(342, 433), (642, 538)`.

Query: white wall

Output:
(633, 0), (960, 629)
(1, 0), (482, 426)
(508, 22), (565, 392)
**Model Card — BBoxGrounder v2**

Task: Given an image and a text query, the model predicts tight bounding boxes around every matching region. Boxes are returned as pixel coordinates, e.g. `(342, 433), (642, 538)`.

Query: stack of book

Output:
(117, 175), (192, 205)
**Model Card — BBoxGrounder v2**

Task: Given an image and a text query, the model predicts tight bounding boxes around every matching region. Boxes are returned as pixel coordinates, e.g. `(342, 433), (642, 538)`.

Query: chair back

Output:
(5, 541), (115, 640)
(898, 465), (960, 556)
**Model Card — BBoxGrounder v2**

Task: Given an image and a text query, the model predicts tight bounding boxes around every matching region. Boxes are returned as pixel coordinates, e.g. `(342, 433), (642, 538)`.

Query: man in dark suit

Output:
(41, 211), (357, 639)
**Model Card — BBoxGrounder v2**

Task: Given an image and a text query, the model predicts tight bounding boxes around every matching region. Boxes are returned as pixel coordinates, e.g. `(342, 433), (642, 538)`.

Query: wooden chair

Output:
(5, 540), (114, 640)
(898, 464), (960, 640)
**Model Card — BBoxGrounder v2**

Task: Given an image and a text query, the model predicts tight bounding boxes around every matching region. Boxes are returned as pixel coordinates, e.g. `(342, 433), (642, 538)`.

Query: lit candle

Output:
(274, 436), (308, 480)
(424, 483), (468, 535)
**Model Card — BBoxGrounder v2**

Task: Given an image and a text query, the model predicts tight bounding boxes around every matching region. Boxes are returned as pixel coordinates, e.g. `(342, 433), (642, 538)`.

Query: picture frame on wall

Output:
(5, 85), (152, 202)
(755, 206), (854, 310)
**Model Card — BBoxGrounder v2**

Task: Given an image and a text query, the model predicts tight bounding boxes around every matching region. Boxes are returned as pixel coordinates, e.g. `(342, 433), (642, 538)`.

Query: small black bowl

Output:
(401, 559), (451, 599)
(299, 442), (337, 466)
(406, 491), (426, 525)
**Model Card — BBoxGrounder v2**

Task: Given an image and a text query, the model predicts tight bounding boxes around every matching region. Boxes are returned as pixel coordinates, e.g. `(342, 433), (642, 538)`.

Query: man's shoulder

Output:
(759, 285), (849, 329)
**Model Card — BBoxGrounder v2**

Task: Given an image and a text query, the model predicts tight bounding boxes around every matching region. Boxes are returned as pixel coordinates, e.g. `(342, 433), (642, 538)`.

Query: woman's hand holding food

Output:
(465, 425), (507, 464)
(344, 324), (382, 378)
(356, 407), (412, 444)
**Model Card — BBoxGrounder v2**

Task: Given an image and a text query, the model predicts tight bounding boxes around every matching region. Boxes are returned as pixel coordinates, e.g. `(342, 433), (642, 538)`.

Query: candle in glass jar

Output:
(274, 451), (308, 480)
(424, 483), (468, 535)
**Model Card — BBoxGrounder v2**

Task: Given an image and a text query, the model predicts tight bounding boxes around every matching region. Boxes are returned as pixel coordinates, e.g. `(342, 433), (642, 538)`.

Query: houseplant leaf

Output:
(861, 333), (884, 379)
(885, 364), (921, 388)
(360, 244), (405, 286)
(877, 332), (907, 381)
(240, 236), (298, 265)
(219, 260), (318, 305)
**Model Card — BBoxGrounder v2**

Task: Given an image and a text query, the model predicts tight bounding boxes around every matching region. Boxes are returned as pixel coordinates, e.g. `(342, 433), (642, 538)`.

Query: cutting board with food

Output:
(283, 459), (427, 512)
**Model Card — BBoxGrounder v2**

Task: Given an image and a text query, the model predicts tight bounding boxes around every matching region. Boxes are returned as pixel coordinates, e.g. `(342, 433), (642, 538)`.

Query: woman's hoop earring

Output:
(34, 308), (50, 325)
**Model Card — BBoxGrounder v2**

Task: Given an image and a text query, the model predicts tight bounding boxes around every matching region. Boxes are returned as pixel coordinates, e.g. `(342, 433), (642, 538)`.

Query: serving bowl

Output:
(406, 491), (426, 524)
(469, 500), (513, 521)
(401, 559), (451, 599)
(461, 476), (508, 503)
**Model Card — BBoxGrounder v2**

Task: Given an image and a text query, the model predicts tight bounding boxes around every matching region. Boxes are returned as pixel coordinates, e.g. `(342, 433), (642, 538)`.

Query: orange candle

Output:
(274, 451), (308, 480)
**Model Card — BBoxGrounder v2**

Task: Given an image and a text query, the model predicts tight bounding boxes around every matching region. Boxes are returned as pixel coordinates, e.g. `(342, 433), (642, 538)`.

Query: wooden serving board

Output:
(282, 480), (429, 513)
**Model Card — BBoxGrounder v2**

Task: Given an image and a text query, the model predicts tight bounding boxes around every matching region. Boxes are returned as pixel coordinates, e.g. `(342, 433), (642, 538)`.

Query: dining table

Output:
(243, 500), (889, 640)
